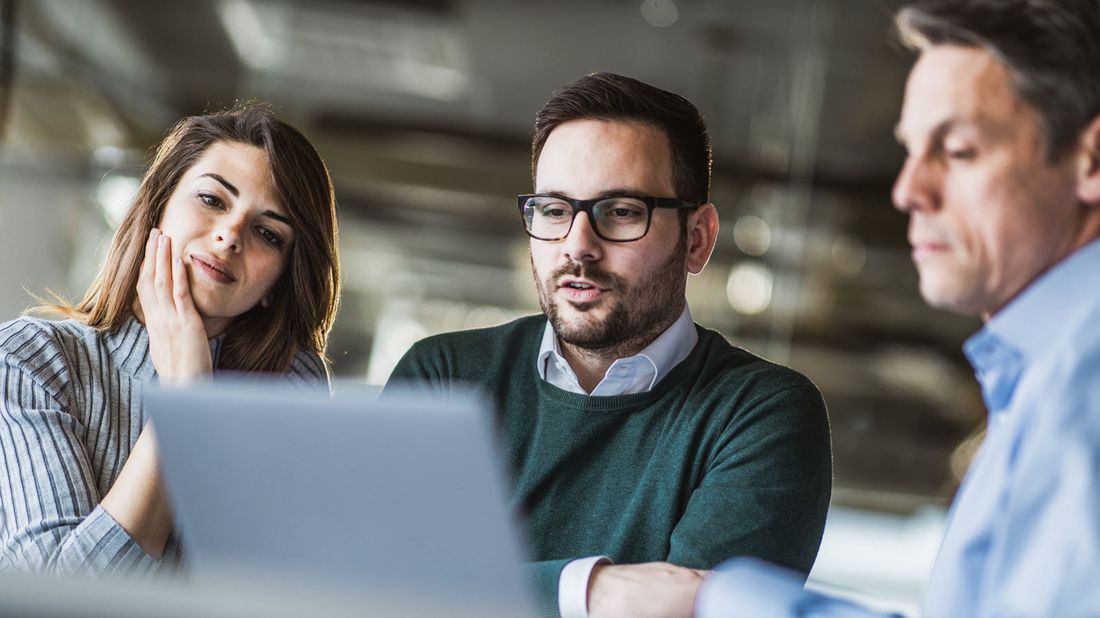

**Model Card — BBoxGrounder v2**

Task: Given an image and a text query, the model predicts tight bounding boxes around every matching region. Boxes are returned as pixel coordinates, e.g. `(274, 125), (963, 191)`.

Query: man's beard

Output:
(532, 233), (688, 355)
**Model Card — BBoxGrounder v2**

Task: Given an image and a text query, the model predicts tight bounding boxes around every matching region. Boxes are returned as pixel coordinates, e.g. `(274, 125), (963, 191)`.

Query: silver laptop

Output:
(146, 381), (537, 617)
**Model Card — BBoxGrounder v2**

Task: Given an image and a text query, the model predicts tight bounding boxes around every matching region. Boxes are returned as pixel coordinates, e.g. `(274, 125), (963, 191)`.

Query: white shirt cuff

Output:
(559, 556), (612, 618)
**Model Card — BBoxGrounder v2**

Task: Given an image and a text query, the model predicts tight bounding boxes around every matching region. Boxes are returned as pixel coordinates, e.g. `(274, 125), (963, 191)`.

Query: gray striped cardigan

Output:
(0, 315), (327, 575)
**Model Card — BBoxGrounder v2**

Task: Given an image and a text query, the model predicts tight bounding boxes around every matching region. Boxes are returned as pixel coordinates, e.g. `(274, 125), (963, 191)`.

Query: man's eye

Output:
(542, 207), (569, 218)
(610, 208), (642, 218)
(947, 148), (977, 160)
(940, 139), (977, 161)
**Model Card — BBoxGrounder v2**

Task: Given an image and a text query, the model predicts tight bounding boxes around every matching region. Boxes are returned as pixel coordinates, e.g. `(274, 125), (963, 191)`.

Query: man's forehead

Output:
(897, 45), (1028, 142)
(535, 118), (675, 195)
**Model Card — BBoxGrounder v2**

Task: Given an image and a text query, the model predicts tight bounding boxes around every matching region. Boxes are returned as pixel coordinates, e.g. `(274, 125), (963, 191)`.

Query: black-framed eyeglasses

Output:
(517, 194), (700, 242)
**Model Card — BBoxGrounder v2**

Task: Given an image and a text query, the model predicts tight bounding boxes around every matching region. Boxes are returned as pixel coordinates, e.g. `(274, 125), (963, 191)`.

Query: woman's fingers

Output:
(154, 234), (174, 308)
(141, 229), (159, 281)
(138, 229), (159, 289)
(171, 253), (194, 315)
(135, 231), (212, 384)
(136, 229), (160, 310)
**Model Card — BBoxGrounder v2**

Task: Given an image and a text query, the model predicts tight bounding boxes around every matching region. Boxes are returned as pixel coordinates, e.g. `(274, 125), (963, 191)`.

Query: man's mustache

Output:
(548, 261), (621, 288)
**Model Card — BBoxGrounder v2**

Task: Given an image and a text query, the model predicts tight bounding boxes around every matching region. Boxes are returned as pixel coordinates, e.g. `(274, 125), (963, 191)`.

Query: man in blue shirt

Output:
(695, 0), (1100, 616)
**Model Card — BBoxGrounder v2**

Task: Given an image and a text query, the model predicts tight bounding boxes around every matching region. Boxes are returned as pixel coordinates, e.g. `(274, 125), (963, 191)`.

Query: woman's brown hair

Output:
(52, 103), (340, 373)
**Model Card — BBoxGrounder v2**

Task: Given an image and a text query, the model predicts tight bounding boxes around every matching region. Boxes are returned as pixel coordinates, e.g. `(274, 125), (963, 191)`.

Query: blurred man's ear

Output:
(1075, 115), (1100, 206)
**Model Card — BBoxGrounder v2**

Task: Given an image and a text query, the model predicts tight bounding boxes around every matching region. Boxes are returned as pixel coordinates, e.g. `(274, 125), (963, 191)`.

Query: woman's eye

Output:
(258, 227), (283, 248)
(198, 192), (224, 208)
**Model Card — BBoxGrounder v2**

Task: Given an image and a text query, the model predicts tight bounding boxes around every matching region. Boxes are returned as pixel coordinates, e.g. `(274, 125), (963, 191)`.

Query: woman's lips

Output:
(191, 255), (236, 284)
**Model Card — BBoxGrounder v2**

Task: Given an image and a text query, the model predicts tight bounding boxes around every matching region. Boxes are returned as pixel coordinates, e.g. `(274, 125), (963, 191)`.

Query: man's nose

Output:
(892, 155), (940, 214)
(561, 212), (603, 262)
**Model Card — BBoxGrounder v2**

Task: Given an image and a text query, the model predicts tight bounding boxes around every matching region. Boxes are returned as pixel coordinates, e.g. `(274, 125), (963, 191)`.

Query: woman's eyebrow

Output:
(262, 210), (291, 226)
(199, 173), (290, 226)
(200, 173), (239, 197)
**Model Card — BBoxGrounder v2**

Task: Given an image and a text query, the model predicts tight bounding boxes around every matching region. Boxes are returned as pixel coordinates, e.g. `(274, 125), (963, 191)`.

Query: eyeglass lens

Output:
(522, 196), (649, 241)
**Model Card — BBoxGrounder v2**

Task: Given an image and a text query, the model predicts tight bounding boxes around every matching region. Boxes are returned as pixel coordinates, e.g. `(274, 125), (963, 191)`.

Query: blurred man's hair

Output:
(897, 0), (1100, 160)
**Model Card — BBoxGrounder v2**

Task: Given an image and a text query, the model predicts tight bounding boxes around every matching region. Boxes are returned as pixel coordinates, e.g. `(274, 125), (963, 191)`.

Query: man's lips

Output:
(191, 254), (237, 283)
(557, 278), (608, 303)
(909, 239), (950, 260)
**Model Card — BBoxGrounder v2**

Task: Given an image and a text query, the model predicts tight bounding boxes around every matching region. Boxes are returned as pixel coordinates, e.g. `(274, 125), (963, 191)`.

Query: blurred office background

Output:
(0, 0), (984, 613)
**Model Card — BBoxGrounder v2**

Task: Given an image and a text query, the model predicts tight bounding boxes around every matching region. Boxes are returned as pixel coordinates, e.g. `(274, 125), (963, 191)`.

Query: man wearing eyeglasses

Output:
(387, 72), (831, 618)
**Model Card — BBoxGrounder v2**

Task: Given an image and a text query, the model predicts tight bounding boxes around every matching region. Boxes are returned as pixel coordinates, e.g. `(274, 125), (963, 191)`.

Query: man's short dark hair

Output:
(531, 72), (712, 204)
(896, 0), (1100, 161)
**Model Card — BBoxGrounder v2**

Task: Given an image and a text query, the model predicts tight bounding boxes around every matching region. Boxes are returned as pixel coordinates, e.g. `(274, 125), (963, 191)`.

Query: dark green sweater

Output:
(387, 315), (831, 615)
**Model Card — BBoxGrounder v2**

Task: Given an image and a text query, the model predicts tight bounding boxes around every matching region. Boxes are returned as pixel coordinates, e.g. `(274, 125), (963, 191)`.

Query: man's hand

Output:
(135, 229), (212, 385)
(588, 561), (709, 618)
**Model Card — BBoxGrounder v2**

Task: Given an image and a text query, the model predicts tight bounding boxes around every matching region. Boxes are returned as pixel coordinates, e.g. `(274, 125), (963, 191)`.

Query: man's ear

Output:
(1075, 114), (1100, 205)
(686, 203), (719, 275)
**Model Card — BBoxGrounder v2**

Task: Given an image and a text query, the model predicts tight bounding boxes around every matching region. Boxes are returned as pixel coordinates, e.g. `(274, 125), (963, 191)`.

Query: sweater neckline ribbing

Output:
(531, 325), (716, 412)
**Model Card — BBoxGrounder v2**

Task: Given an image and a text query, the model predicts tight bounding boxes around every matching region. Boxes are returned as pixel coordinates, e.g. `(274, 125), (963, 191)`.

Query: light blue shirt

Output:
(698, 238), (1100, 618)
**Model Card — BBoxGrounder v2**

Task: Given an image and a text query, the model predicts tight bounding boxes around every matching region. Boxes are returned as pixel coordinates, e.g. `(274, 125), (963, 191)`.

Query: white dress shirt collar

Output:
(536, 303), (698, 396)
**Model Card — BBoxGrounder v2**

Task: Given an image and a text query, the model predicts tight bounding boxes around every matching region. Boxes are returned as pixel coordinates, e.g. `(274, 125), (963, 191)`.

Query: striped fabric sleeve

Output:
(0, 327), (160, 575)
(286, 348), (330, 389)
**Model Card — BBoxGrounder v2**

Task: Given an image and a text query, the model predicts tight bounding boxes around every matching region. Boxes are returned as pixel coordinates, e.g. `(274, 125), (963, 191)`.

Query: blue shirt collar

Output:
(964, 238), (1100, 414)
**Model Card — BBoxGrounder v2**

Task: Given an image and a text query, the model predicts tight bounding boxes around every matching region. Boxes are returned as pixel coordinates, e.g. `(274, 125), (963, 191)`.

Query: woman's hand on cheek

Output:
(136, 229), (213, 385)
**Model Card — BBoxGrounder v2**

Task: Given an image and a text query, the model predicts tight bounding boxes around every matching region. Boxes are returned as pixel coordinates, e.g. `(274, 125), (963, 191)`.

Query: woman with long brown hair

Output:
(0, 103), (340, 574)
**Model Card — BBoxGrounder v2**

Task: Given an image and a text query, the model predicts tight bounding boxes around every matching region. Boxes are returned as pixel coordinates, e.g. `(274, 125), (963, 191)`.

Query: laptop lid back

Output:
(147, 382), (535, 615)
